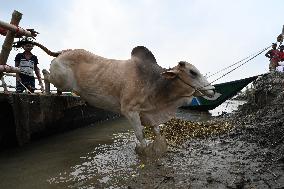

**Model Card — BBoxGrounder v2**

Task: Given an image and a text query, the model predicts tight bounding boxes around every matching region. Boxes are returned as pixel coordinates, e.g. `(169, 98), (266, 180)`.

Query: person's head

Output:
(272, 43), (277, 49)
(22, 43), (34, 52)
(280, 45), (284, 51)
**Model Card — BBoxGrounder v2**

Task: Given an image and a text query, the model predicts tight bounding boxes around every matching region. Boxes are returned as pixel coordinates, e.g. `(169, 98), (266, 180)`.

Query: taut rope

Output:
(206, 45), (271, 85)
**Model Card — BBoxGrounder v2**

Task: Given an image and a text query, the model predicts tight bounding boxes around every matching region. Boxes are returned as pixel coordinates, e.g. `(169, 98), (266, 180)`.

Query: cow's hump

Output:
(131, 46), (157, 64)
(131, 46), (163, 83)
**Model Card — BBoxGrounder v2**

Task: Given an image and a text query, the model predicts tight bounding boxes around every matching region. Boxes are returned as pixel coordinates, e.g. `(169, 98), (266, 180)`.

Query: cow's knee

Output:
(131, 122), (147, 147)
(134, 125), (147, 147)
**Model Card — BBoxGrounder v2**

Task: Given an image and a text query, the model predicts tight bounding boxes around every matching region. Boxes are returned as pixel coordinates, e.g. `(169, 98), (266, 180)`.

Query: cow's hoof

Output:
(150, 135), (168, 156)
(135, 136), (168, 158)
(135, 143), (147, 156)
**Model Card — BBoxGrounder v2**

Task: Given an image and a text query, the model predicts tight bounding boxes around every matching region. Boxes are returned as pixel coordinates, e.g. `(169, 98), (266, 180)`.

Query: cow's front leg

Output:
(124, 111), (147, 148)
(153, 124), (167, 145)
(152, 124), (168, 154)
(153, 124), (162, 137)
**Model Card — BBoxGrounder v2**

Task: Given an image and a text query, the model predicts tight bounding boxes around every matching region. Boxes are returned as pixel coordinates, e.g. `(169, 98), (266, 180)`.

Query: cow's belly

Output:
(140, 97), (191, 126)
(80, 93), (121, 113)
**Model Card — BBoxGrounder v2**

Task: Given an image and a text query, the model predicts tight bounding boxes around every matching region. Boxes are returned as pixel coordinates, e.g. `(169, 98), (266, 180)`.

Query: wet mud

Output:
(127, 72), (284, 189)
(128, 131), (284, 189)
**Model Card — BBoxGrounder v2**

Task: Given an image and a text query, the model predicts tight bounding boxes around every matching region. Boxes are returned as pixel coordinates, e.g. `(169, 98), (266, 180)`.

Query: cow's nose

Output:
(208, 91), (215, 98)
(203, 85), (215, 93)
(206, 88), (215, 98)
(212, 89), (216, 95)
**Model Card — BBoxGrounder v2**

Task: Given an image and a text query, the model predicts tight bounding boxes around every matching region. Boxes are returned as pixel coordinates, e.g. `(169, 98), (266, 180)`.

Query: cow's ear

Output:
(161, 70), (178, 79)
(131, 46), (157, 64)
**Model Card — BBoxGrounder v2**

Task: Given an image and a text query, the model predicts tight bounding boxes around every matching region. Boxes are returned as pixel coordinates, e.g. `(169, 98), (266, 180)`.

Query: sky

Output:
(0, 0), (283, 89)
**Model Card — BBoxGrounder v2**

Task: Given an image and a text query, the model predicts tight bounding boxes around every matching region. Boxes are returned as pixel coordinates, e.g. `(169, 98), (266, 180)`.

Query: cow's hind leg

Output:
(42, 69), (50, 81)
(42, 69), (51, 94)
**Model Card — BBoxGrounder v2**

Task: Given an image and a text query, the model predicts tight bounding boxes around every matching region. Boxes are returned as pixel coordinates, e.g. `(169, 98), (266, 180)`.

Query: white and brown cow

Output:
(41, 46), (215, 155)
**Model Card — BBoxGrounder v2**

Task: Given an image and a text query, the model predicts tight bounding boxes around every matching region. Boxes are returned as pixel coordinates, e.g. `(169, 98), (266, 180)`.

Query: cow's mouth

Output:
(199, 86), (215, 98)
(204, 89), (215, 98)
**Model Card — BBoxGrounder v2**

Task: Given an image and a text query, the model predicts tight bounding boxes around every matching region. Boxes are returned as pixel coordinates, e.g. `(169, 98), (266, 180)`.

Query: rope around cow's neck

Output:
(178, 44), (271, 94)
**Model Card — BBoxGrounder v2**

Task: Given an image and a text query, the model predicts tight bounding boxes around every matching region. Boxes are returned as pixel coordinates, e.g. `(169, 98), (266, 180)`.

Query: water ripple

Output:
(48, 132), (140, 188)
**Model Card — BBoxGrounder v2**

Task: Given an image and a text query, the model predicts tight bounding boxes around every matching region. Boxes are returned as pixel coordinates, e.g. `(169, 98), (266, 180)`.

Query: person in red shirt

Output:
(265, 43), (280, 71)
(278, 45), (284, 62)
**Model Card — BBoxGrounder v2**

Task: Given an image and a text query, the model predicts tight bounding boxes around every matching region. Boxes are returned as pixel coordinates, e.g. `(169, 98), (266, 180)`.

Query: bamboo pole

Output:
(0, 65), (20, 73)
(0, 10), (22, 65)
(3, 72), (44, 80)
(0, 84), (15, 89)
(0, 10), (22, 80)
(1, 77), (8, 92)
(277, 25), (284, 44)
(0, 20), (36, 38)
(2, 73), (16, 77)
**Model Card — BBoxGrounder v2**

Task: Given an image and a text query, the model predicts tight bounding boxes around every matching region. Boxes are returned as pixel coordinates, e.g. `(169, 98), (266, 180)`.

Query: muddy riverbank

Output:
(1, 72), (284, 189)
(127, 72), (284, 189)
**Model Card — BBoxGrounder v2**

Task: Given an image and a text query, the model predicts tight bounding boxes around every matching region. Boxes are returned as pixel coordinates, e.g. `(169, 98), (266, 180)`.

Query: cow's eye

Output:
(189, 70), (197, 77)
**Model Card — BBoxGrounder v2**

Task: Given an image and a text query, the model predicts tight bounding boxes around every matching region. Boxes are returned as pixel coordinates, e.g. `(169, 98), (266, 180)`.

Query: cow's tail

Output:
(31, 41), (61, 57)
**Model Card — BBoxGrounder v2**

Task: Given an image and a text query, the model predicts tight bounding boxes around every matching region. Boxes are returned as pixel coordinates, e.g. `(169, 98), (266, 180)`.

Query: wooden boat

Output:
(0, 93), (118, 148)
(180, 75), (260, 111)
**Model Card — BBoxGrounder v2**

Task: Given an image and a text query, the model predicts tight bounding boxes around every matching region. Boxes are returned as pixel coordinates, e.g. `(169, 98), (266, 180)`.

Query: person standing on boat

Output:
(276, 45), (284, 72)
(278, 45), (284, 61)
(15, 42), (44, 93)
(265, 43), (280, 71)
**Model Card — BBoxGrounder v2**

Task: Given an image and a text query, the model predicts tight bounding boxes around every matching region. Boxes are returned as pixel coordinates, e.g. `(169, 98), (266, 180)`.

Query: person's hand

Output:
(26, 29), (39, 38)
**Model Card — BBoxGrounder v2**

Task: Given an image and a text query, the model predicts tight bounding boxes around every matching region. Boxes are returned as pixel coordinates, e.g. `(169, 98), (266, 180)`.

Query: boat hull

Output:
(180, 75), (260, 111)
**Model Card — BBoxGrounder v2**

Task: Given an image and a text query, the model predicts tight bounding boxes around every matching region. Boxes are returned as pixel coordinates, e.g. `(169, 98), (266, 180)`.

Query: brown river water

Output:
(0, 100), (244, 189)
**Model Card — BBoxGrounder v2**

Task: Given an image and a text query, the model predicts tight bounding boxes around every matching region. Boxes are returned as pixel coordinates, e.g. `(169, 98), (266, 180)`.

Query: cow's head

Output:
(161, 61), (215, 97)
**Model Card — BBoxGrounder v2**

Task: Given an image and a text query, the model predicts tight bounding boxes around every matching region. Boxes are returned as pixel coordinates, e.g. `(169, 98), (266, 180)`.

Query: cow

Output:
(32, 42), (215, 156)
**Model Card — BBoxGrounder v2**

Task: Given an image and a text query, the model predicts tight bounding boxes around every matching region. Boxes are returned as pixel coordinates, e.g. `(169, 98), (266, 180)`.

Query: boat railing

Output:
(0, 72), (60, 94)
